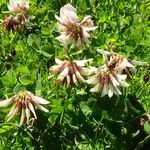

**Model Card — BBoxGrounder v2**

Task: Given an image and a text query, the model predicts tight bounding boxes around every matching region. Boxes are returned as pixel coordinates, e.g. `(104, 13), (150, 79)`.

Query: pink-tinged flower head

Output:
(97, 49), (147, 77)
(107, 53), (135, 72)
(87, 66), (129, 98)
(1, 16), (20, 32)
(50, 58), (96, 86)
(0, 91), (49, 126)
(55, 4), (97, 47)
(0, 15), (30, 32)
(8, 0), (29, 13)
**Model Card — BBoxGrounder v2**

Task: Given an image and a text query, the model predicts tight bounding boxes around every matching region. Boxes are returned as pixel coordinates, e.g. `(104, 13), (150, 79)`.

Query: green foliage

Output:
(0, 0), (150, 149)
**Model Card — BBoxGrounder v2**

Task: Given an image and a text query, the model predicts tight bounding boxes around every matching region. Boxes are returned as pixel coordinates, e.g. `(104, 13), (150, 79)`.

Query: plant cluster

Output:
(0, 0), (149, 149)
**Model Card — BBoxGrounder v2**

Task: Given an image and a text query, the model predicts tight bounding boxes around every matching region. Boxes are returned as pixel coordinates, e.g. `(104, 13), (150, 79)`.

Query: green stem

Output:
(64, 47), (73, 61)
(59, 87), (72, 124)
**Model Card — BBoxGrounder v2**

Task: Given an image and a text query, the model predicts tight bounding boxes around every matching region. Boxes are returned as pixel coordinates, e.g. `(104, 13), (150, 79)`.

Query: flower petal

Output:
(80, 67), (91, 76)
(32, 96), (50, 105)
(118, 80), (129, 87)
(110, 84), (122, 96)
(72, 74), (78, 85)
(97, 49), (112, 56)
(101, 84), (109, 97)
(74, 59), (93, 67)
(49, 65), (62, 73)
(66, 75), (71, 86)
(90, 83), (101, 92)
(121, 58), (135, 68)
(28, 102), (37, 119)
(75, 71), (85, 82)
(109, 74), (119, 87)
(57, 67), (69, 82)
(86, 76), (99, 85)
(116, 74), (127, 80)
(83, 26), (97, 31)
(19, 107), (25, 126)
(55, 58), (63, 65)
(108, 84), (114, 98)
(0, 97), (14, 107)
(37, 104), (49, 113)
(130, 60), (147, 66)
(7, 104), (20, 122)
(25, 104), (30, 124)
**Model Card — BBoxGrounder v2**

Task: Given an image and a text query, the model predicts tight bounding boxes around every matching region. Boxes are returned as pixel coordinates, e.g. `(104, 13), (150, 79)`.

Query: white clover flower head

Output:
(0, 91), (49, 126)
(55, 4), (97, 47)
(50, 58), (96, 86)
(87, 66), (129, 98)
(8, 0), (29, 13)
